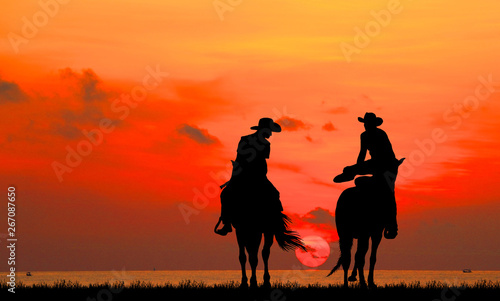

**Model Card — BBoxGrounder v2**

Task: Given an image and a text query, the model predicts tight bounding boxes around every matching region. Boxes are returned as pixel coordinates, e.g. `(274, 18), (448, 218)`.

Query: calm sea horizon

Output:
(8, 270), (500, 287)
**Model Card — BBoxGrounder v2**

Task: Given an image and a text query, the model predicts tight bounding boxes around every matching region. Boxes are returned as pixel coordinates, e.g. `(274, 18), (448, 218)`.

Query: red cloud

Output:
(326, 106), (348, 114)
(0, 78), (28, 103)
(322, 121), (337, 131)
(276, 116), (311, 131)
(176, 124), (220, 145)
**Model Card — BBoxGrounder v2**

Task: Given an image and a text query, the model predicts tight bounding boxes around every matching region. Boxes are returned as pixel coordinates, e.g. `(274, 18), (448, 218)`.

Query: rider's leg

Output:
(215, 187), (233, 235)
(352, 159), (377, 175)
(384, 192), (398, 239)
(334, 160), (376, 183)
(383, 162), (399, 239)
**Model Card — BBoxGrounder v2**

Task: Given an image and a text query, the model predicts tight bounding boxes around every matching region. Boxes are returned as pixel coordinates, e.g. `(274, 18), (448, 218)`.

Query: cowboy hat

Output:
(250, 117), (282, 132)
(358, 112), (383, 126)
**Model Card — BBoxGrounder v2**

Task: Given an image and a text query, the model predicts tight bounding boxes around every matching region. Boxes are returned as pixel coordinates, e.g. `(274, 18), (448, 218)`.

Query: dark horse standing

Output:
(327, 177), (386, 288)
(328, 113), (403, 288)
(327, 160), (403, 288)
(215, 118), (306, 288)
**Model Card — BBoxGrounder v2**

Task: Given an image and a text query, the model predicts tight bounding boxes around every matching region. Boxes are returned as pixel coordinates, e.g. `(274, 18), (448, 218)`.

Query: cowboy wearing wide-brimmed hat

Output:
(215, 118), (283, 236)
(358, 112), (383, 126)
(334, 112), (402, 239)
(250, 117), (282, 132)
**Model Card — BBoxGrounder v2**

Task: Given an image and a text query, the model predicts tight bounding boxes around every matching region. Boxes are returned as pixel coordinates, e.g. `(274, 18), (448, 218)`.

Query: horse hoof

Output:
(348, 275), (357, 282)
(368, 282), (378, 289)
(384, 229), (398, 239)
(359, 282), (367, 289)
(250, 280), (258, 289)
(262, 281), (271, 289)
(239, 282), (248, 289)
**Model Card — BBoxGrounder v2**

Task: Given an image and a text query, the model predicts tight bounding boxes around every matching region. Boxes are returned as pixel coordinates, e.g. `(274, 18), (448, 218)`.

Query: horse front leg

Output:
(368, 232), (382, 289)
(262, 232), (274, 288)
(247, 233), (262, 289)
(236, 231), (248, 288)
(239, 248), (248, 288)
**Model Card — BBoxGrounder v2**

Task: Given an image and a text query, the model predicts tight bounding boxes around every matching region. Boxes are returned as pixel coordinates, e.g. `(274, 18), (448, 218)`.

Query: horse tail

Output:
(327, 187), (356, 277)
(274, 213), (307, 252)
(327, 254), (342, 277)
(327, 235), (349, 277)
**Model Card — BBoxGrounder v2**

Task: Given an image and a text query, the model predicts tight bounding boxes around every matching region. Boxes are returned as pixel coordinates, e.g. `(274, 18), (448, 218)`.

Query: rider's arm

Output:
(357, 134), (367, 164)
(264, 143), (270, 159)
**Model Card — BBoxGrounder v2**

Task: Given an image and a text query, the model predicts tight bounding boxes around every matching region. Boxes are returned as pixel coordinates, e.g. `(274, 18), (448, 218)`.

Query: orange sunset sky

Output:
(1, 0), (499, 271)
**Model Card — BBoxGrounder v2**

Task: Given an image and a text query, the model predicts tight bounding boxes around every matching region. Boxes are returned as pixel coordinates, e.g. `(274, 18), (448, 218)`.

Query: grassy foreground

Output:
(2, 280), (499, 300)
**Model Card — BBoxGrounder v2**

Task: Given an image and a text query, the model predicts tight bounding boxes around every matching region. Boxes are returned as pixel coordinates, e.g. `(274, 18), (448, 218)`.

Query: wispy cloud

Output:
(302, 207), (335, 225)
(326, 106), (348, 114)
(0, 78), (28, 103)
(276, 116), (311, 131)
(269, 161), (302, 173)
(59, 68), (107, 102)
(287, 207), (338, 242)
(309, 177), (335, 188)
(176, 124), (220, 145)
(322, 121), (337, 131)
(46, 68), (111, 139)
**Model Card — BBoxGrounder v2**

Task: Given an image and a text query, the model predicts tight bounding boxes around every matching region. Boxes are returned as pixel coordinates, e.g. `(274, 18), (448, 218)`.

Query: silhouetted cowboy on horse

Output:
(328, 112), (404, 288)
(334, 112), (402, 239)
(214, 117), (305, 288)
(215, 117), (284, 236)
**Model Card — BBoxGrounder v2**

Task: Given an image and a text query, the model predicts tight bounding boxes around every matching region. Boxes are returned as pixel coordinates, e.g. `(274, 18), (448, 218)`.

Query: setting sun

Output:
(295, 236), (331, 268)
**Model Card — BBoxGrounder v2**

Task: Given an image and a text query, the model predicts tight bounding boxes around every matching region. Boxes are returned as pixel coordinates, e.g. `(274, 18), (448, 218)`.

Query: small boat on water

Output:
(463, 269), (472, 273)
(26, 272), (32, 276)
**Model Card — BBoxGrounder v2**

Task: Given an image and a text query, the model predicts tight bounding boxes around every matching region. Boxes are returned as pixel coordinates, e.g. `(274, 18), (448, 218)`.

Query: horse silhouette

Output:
(214, 118), (306, 288)
(328, 159), (403, 288)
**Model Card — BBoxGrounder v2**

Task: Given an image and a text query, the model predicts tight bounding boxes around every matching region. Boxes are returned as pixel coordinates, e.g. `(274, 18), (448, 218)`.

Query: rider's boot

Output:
(215, 217), (233, 236)
(384, 216), (398, 239)
(334, 165), (356, 183)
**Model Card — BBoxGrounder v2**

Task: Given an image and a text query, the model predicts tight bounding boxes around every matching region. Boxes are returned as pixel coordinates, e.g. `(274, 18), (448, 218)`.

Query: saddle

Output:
(354, 176), (375, 188)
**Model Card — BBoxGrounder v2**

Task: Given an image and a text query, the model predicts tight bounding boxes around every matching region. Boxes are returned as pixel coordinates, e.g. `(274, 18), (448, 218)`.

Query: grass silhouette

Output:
(2, 279), (499, 300)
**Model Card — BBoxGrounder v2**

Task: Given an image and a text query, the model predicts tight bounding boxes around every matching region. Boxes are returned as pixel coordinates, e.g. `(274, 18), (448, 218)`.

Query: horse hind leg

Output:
(348, 262), (358, 282)
(354, 236), (370, 288)
(339, 235), (353, 288)
(262, 232), (273, 288)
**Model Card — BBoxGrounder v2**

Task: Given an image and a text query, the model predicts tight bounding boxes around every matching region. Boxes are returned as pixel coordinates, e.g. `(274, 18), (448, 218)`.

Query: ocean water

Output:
(11, 270), (500, 287)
